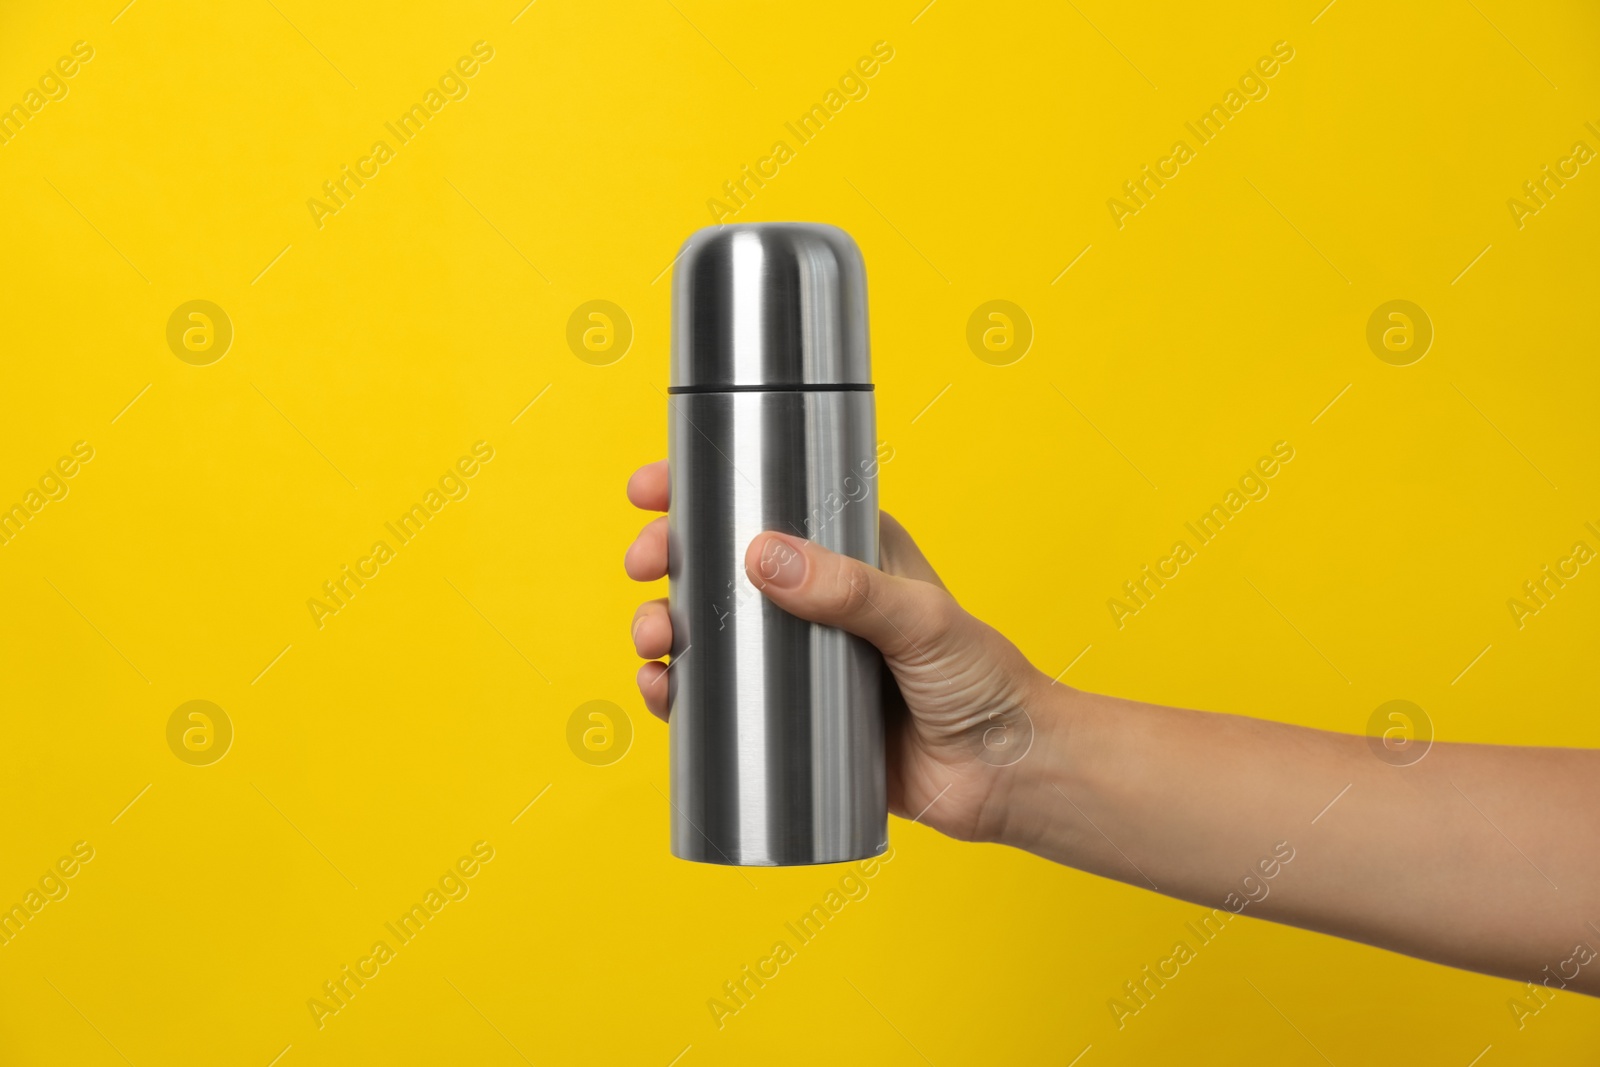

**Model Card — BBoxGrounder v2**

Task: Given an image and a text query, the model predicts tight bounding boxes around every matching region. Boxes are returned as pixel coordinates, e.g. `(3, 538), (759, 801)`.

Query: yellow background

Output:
(2, 0), (1598, 1062)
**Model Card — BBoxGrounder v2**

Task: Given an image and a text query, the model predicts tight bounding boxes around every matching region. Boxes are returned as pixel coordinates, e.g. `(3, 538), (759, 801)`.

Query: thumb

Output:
(744, 531), (954, 662)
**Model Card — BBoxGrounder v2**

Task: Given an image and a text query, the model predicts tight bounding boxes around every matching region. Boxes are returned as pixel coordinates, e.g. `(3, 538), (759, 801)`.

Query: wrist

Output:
(974, 671), (1088, 853)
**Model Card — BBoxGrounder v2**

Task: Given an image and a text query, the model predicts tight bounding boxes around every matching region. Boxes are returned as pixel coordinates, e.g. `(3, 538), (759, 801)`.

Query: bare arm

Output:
(623, 460), (1600, 994)
(1003, 685), (1600, 993)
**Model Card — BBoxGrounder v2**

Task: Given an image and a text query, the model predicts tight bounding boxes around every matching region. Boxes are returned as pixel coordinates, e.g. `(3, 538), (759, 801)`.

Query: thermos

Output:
(667, 223), (888, 866)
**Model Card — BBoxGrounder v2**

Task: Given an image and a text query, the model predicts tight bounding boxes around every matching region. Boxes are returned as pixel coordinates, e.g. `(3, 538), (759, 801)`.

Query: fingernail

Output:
(758, 535), (807, 589)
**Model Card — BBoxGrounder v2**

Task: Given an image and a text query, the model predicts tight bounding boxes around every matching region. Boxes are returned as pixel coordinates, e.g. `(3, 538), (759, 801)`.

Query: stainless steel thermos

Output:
(667, 223), (888, 866)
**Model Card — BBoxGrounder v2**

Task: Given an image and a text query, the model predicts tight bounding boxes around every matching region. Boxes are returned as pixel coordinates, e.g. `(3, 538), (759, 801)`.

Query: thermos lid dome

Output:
(670, 223), (870, 391)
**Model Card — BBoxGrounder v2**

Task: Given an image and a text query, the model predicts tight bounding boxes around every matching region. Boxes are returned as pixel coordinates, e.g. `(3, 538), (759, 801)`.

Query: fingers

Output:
(629, 461), (671, 720)
(631, 598), (671, 659)
(627, 460), (669, 512)
(637, 661), (669, 721)
(624, 515), (669, 581)
(743, 532), (958, 662)
(633, 600), (672, 720)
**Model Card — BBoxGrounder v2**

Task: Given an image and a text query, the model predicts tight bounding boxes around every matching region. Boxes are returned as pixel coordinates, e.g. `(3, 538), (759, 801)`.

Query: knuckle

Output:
(826, 562), (874, 619)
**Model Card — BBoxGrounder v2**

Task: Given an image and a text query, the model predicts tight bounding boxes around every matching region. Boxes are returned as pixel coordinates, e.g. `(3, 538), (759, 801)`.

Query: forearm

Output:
(679, 512), (1600, 990)
(999, 681), (1600, 993)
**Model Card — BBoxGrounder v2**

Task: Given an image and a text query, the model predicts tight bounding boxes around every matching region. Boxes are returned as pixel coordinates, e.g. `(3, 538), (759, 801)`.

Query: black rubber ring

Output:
(665, 383), (875, 394)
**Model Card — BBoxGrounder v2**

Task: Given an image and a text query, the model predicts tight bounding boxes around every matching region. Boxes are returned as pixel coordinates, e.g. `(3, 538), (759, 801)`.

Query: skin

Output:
(625, 459), (1600, 996)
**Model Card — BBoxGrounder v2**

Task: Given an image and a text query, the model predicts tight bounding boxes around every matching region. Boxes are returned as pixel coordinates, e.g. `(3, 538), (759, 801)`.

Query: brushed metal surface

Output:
(671, 223), (870, 390)
(667, 389), (887, 865)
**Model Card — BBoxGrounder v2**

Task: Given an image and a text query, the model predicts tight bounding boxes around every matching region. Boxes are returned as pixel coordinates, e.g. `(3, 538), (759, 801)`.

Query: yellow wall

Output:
(1, 1), (1597, 1062)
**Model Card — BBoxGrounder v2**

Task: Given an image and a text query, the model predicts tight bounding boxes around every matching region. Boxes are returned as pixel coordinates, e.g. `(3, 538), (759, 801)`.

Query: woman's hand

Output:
(624, 458), (1059, 844)
(624, 462), (1600, 995)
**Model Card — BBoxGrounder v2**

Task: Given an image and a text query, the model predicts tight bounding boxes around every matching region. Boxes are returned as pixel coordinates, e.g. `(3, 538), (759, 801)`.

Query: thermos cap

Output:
(670, 223), (871, 391)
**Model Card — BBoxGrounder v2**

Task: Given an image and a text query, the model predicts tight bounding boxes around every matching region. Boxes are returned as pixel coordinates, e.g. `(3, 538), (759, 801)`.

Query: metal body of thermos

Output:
(667, 223), (888, 866)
